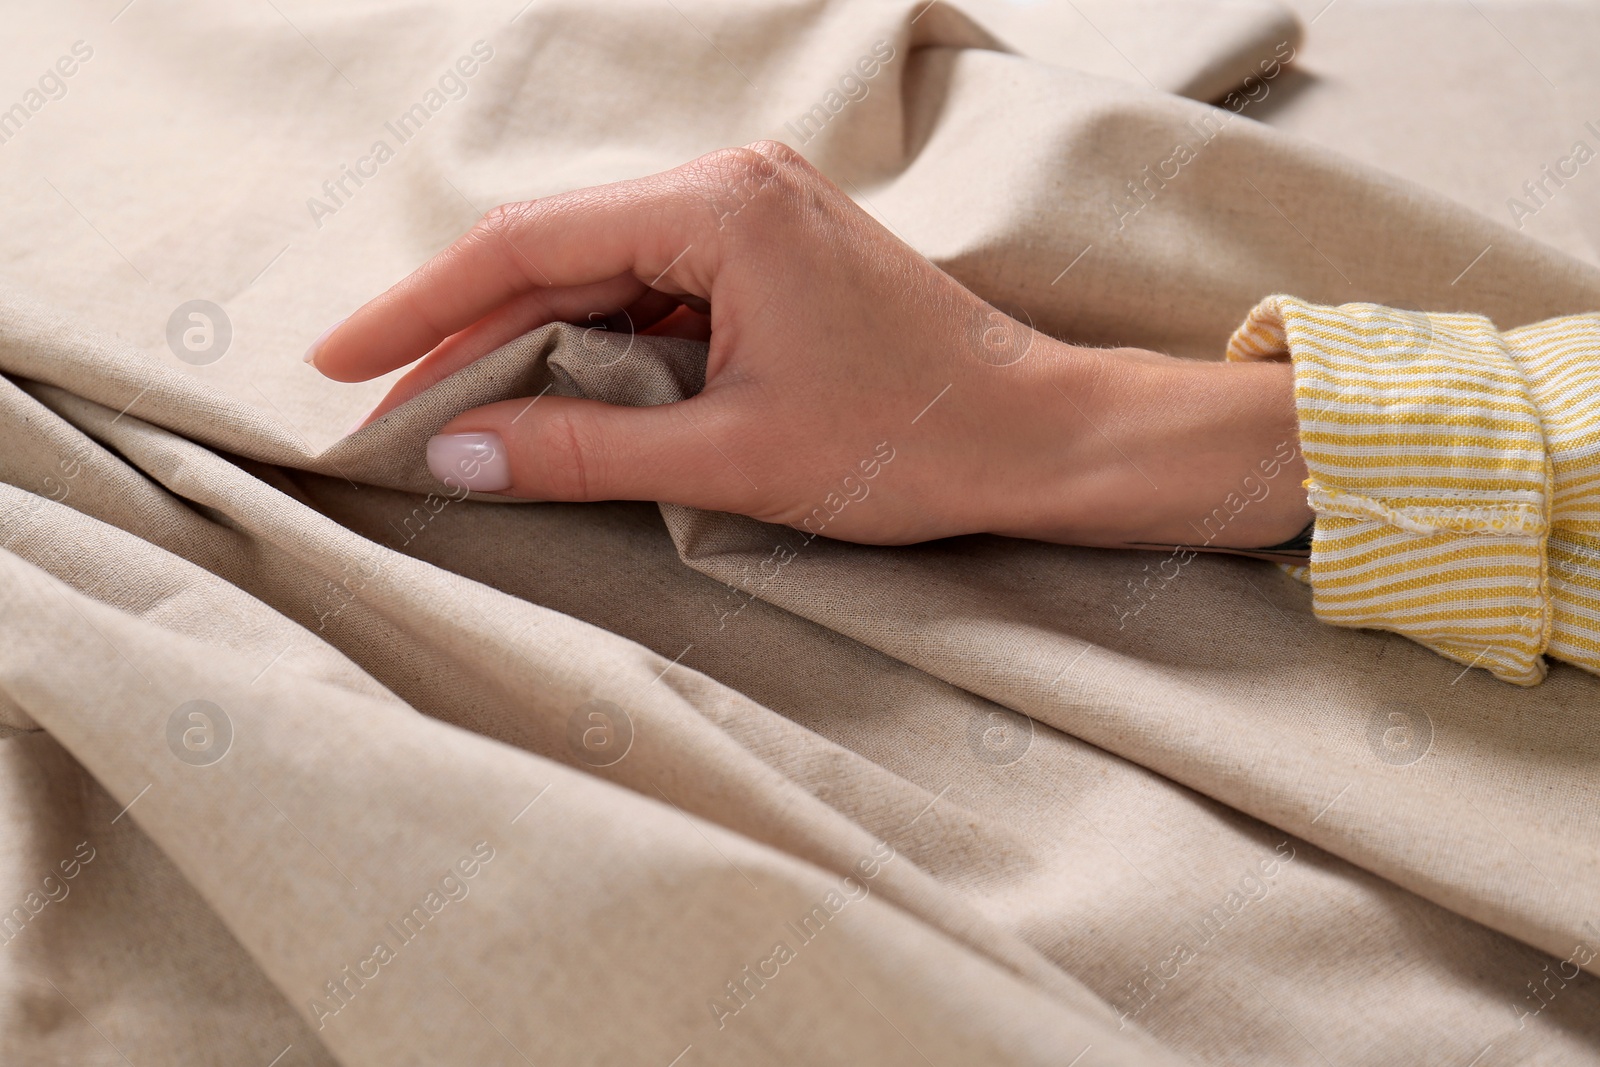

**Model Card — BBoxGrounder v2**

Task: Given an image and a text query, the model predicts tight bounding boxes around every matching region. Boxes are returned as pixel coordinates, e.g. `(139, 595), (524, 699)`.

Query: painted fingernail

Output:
(303, 317), (348, 365)
(426, 431), (510, 491)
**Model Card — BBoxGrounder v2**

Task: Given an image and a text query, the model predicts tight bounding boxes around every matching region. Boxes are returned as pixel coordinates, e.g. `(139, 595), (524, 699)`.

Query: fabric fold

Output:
(7, 0), (1600, 1063)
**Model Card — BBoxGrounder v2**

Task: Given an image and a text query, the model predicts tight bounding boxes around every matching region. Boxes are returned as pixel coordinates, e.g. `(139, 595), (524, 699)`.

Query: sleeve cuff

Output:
(1227, 295), (1553, 685)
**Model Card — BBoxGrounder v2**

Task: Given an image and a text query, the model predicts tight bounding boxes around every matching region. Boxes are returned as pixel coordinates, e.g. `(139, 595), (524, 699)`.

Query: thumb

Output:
(424, 393), (760, 510)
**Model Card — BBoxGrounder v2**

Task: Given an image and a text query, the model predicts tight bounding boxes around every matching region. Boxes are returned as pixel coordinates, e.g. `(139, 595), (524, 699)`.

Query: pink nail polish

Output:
(303, 317), (348, 365)
(426, 432), (510, 491)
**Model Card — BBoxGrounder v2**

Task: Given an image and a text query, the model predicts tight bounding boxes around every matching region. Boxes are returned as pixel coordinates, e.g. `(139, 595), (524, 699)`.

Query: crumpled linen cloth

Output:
(1, 1), (1599, 1065)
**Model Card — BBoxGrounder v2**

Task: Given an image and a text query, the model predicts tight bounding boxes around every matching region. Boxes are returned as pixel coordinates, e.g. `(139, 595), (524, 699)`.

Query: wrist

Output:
(990, 341), (1312, 552)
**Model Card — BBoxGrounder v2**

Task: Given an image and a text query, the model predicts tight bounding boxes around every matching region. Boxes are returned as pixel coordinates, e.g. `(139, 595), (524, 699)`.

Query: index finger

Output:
(306, 158), (736, 383)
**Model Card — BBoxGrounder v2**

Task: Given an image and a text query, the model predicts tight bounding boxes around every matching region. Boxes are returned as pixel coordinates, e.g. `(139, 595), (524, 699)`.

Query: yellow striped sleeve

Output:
(1504, 313), (1600, 679)
(1226, 295), (1585, 686)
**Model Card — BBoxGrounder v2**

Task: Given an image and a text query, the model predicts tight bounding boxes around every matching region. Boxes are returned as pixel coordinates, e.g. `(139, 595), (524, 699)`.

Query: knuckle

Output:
(741, 139), (803, 169)
(700, 145), (779, 184)
(534, 407), (595, 501)
(688, 145), (801, 230)
(467, 200), (541, 285)
(470, 201), (534, 249)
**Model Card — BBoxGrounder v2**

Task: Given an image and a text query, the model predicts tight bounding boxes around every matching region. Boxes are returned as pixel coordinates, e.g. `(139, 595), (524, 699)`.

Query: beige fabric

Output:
(1263, 0), (1600, 269)
(1, 1), (1598, 1065)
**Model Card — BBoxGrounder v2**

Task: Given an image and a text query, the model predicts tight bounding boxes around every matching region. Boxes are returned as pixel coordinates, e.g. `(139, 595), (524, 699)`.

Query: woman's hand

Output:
(307, 141), (1310, 552)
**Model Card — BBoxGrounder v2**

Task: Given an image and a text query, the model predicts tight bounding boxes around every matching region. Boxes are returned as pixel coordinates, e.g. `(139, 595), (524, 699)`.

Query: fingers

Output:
(640, 304), (712, 343)
(308, 144), (799, 384)
(425, 393), (761, 511)
(350, 274), (654, 431)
